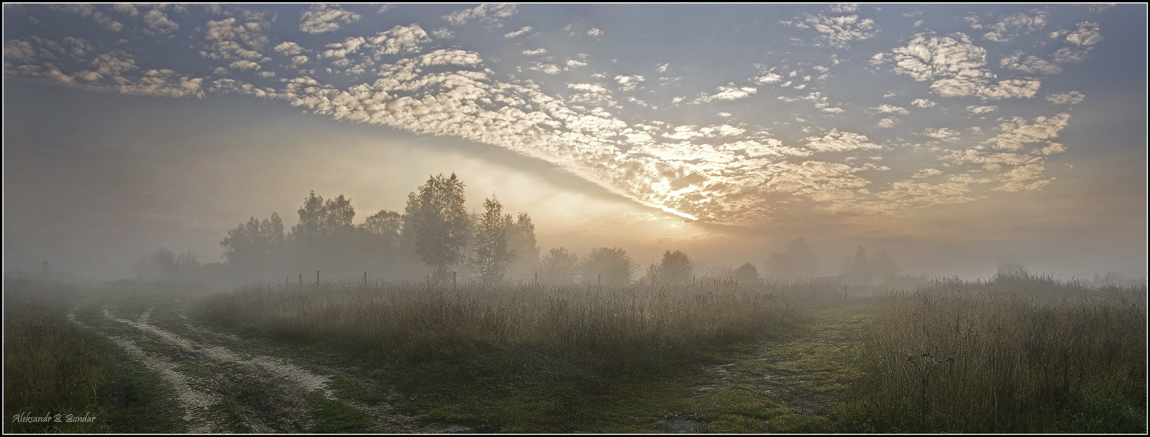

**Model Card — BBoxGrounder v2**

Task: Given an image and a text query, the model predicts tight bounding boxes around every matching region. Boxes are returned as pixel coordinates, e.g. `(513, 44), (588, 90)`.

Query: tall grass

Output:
(199, 279), (793, 373)
(844, 274), (1147, 433)
(3, 277), (107, 433)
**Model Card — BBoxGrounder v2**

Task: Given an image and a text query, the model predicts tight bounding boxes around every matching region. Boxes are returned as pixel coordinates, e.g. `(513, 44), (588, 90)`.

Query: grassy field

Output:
(832, 274), (1147, 433)
(4, 274), (1146, 433)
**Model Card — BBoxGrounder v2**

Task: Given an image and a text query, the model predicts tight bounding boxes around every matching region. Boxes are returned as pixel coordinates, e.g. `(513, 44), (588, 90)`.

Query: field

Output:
(4, 274), (1146, 433)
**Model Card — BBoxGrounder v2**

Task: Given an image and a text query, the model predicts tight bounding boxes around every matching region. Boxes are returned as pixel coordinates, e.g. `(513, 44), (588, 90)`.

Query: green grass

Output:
(307, 392), (373, 433)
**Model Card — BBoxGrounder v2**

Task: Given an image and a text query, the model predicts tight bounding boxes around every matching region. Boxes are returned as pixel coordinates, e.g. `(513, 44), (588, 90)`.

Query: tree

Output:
(505, 213), (539, 282)
(220, 212), (285, 272)
(870, 249), (900, 281)
(136, 247), (202, 281)
(733, 262), (761, 285)
(841, 246), (872, 284)
(291, 191), (357, 270)
(657, 250), (694, 284)
(358, 209), (403, 265)
(646, 262), (660, 285)
(582, 247), (634, 286)
(766, 238), (818, 280)
(539, 247), (579, 284)
(405, 173), (471, 282)
(470, 195), (515, 284)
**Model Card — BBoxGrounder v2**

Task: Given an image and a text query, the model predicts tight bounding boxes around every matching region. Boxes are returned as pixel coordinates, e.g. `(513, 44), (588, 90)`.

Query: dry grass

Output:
(843, 274), (1147, 433)
(199, 279), (793, 372)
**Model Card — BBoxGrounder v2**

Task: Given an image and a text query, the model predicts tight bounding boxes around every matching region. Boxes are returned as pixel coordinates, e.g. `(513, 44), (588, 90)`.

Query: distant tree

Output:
(136, 247), (202, 281)
(220, 213), (285, 272)
(766, 238), (818, 280)
(657, 250), (694, 284)
(505, 213), (539, 282)
(733, 262), (761, 285)
(646, 262), (660, 285)
(470, 195), (515, 284)
(582, 247), (634, 286)
(359, 209), (403, 264)
(539, 247), (579, 284)
(841, 246), (872, 284)
(870, 249), (900, 281)
(405, 173), (471, 282)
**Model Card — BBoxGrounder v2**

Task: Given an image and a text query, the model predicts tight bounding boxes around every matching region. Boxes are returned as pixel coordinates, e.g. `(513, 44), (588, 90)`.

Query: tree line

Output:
(132, 172), (911, 287)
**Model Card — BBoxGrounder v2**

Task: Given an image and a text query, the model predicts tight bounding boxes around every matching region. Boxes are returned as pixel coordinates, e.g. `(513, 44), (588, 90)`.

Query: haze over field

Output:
(3, 3), (1146, 281)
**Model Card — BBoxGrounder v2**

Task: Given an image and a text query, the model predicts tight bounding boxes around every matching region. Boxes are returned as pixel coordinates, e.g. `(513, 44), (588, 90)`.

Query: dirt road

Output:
(69, 303), (468, 433)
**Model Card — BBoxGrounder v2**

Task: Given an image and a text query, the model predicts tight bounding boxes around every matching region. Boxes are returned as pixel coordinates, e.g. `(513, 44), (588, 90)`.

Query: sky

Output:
(3, 3), (1147, 281)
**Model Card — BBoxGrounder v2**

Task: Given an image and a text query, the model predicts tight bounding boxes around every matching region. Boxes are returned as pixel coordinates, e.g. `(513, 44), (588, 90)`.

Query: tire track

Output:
(67, 311), (222, 433)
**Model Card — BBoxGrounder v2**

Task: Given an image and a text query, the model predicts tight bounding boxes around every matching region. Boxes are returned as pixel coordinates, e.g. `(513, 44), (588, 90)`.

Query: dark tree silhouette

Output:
(470, 195), (515, 284)
(733, 262), (761, 285)
(405, 173), (471, 282)
(540, 247), (578, 284)
(657, 250), (694, 284)
(583, 247), (634, 285)
(220, 213), (285, 274)
(505, 212), (539, 282)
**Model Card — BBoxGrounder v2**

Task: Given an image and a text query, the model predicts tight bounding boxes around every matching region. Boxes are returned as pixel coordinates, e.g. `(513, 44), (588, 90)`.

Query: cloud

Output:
(504, 26), (532, 39)
(1046, 91), (1084, 105)
(274, 41), (306, 56)
(299, 4), (361, 34)
(873, 104), (908, 115)
(983, 10), (1047, 42)
(911, 98), (936, 108)
(530, 63), (561, 75)
(568, 83), (608, 94)
(1064, 21), (1102, 47)
(830, 3), (859, 14)
(587, 28), (602, 37)
(202, 16), (270, 62)
(878, 118), (896, 128)
(48, 4), (124, 32)
(755, 72), (784, 84)
(615, 75), (645, 91)
(442, 3), (517, 27)
(367, 24), (432, 56)
(891, 33), (1041, 100)
(229, 60), (261, 71)
(912, 168), (943, 179)
(966, 105), (997, 115)
(804, 129), (883, 152)
(944, 113), (1070, 192)
(1000, 52), (1062, 75)
(695, 84), (757, 103)
(924, 127), (960, 141)
(142, 9), (178, 36)
(113, 3), (138, 16)
(522, 48), (547, 56)
(798, 12), (878, 48)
